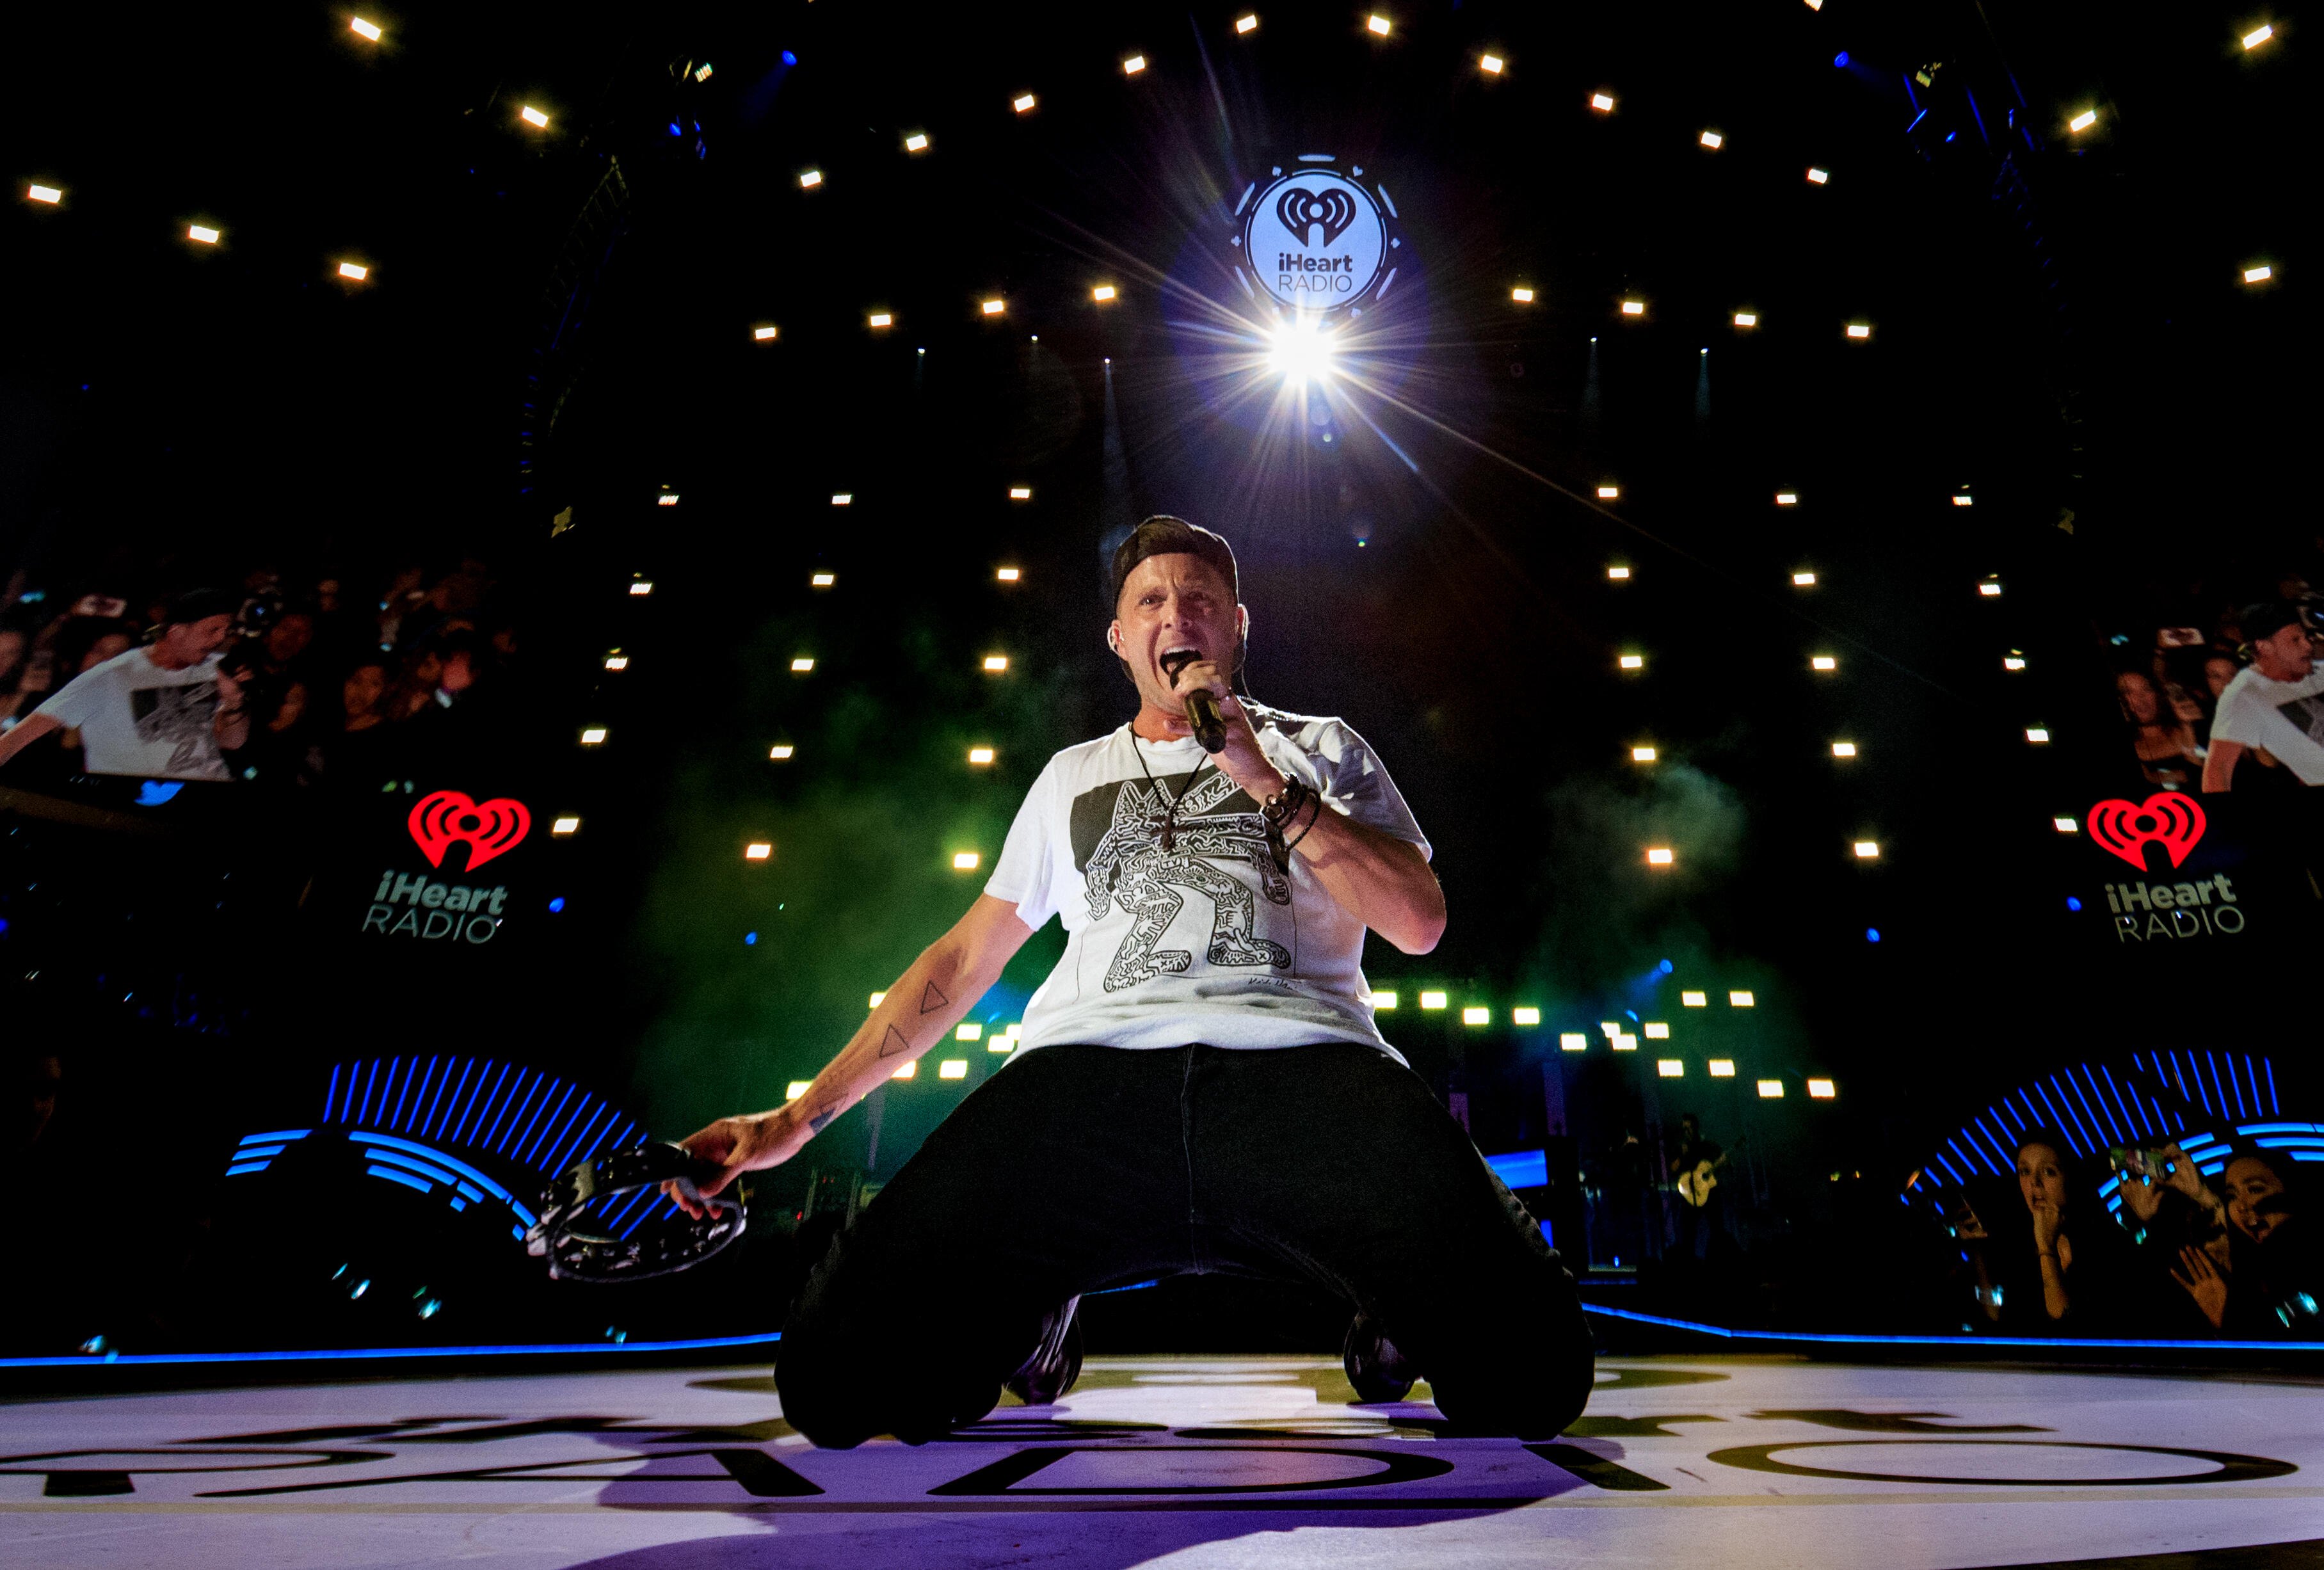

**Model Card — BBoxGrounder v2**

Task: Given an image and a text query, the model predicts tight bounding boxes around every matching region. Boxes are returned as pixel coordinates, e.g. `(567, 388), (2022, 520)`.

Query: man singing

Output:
(673, 517), (1592, 1447)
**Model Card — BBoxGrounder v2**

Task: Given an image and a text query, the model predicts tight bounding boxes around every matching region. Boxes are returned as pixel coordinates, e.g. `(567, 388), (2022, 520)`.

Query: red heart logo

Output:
(408, 790), (533, 871)
(2085, 792), (2206, 870)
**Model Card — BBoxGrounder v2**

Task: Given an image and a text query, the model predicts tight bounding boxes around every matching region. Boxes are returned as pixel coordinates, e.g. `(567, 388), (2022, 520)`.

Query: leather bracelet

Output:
(1261, 778), (1311, 825)
(1282, 790), (1324, 853)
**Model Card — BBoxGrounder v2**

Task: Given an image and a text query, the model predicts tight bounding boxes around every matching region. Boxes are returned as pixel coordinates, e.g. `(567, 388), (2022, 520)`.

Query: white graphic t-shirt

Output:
(2211, 659), (2324, 785)
(985, 703), (1428, 1059)
(33, 646), (232, 781)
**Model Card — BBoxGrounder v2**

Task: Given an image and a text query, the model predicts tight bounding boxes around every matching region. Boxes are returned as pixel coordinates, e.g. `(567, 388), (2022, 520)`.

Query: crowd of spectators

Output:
(2117, 577), (2324, 794)
(1948, 1128), (2318, 1340)
(0, 557), (520, 797)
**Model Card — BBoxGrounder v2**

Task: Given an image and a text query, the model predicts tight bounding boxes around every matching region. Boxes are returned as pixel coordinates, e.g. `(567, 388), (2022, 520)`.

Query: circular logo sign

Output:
(1236, 166), (1397, 314)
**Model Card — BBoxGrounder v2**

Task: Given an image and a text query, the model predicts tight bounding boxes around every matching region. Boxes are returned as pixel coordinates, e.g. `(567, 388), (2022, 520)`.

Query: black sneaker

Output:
(1006, 1295), (1085, 1406)
(1342, 1313), (1416, 1404)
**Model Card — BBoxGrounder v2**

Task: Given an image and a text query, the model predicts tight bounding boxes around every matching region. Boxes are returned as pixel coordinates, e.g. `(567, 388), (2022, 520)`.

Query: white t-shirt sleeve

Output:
(31, 664), (115, 730)
(1310, 719), (1431, 858)
(983, 762), (1062, 929)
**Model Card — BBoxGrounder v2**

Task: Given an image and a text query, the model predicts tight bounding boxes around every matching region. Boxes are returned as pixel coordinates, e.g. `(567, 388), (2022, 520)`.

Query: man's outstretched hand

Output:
(663, 1108), (813, 1218)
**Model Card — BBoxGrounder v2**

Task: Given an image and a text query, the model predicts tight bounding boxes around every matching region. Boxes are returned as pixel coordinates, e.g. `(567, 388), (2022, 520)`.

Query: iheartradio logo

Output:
(408, 790), (533, 870)
(2085, 792), (2205, 871)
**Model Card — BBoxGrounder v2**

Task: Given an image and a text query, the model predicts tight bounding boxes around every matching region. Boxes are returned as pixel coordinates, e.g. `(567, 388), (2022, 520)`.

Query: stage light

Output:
(769, 744), (794, 760)
(1854, 840), (1880, 858)
(867, 313), (892, 328)
(335, 262), (369, 282)
(811, 572), (835, 586)
(1481, 53), (1504, 74)
(745, 843), (771, 860)
(1511, 286), (1535, 303)
(1619, 653), (1644, 669)
(1832, 741), (1856, 757)
(1093, 285), (1117, 301)
(1954, 493), (1976, 506)
(1514, 1007), (1541, 1025)
(2243, 264), (2273, 284)
(1759, 1079), (1784, 1098)
(956, 1023), (982, 1041)
(1621, 300), (1645, 316)
(1614, 1034), (1637, 1051)
(1266, 317), (1338, 381)
(520, 106), (549, 129)
(1008, 486), (1032, 499)
(1734, 311), (1758, 327)
(832, 493), (854, 505)
(1710, 1060), (1736, 1077)
(905, 132), (928, 152)
(629, 581), (653, 595)
(870, 991), (887, 1007)
(1730, 990), (1756, 1006)
(990, 1037), (1014, 1052)
(786, 1082), (811, 1100)
(1808, 1078), (1837, 1099)
(1778, 494), (1803, 509)
(1597, 484), (1621, 499)
(350, 17), (381, 40)
(1607, 565), (1631, 579)
(790, 657), (814, 672)
(1683, 991), (1707, 1006)
(1123, 54), (1147, 74)
(1601, 1022), (1621, 1037)
(2053, 816), (2078, 833)
(552, 817), (581, 835)
(981, 299), (1006, 316)
(2004, 653), (2026, 670)
(982, 655), (1009, 671)
(2245, 23), (2273, 46)
(28, 184), (61, 204)
(1978, 579), (2001, 594)
(693, 61), (714, 81)
(892, 1061), (916, 1079)
(997, 566), (1022, 581)
(1807, 167), (1830, 184)
(580, 728), (607, 746)
(1811, 655), (1837, 671)
(1645, 1021), (1669, 1039)
(1632, 746), (1656, 762)
(657, 493), (680, 507)
(1237, 14), (1258, 34)
(1421, 991), (1448, 1009)
(1463, 1007), (1489, 1025)
(1846, 323), (1871, 339)
(188, 225), (221, 244)
(1368, 15), (1391, 36)
(604, 654), (629, 671)
(1561, 1032), (1587, 1050)
(799, 170), (822, 188)
(1646, 847), (1674, 865)
(2069, 109), (2098, 132)
(2025, 726), (2050, 744)
(1014, 92), (1037, 112)
(968, 748), (994, 765)
(1658, 1059), (1684, 1077)
(754, 325), (778, 341)
(953, 851), (981, 870)
(1700, 130), (1724, 149)
(1591, 92), (1616, 112)
(940, 1060), (968, 1079)
(1374, 991), (1399, 1009)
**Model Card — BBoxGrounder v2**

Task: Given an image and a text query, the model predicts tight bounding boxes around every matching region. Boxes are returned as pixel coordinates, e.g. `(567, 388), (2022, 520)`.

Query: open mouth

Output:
(1159, 645), (1205, 678)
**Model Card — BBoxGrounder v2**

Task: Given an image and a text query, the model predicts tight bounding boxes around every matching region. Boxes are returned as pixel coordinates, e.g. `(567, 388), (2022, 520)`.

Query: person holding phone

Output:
(1990, 1130), (2135, 1334)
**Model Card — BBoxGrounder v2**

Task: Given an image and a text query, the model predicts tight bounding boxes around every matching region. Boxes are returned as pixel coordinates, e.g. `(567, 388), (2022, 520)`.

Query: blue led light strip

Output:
(1580, 1301), (2324, 1352)
(0, 1331), (783, 1370)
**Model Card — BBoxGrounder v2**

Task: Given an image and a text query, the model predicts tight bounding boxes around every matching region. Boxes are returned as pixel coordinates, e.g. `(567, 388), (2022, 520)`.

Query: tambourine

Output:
(525, 1142), (745, 1282)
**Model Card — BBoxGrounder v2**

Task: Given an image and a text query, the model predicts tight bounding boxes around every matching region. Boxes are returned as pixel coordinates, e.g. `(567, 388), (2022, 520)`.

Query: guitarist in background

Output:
(1669, 1113), (1732, 1262)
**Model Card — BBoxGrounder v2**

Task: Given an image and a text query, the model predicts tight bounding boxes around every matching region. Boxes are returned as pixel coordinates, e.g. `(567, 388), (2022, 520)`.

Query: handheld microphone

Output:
(1159, 651), (1228, 754)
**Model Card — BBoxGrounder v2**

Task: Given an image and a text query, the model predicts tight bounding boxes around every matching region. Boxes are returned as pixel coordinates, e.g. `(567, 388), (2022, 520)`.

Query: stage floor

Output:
(3, 1355), (2321, 1569)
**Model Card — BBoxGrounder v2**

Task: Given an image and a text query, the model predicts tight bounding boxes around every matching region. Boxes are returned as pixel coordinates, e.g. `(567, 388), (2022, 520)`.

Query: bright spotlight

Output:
(2244, 23), (2273, 47)
(1621, 300), (1645, 315)
(2243, 264), (2273, 284)
(1618, 653), (1644, 670)
(1658, 1059), (1684, 1077)
(2003, 653), (2027, 670)
(744, 843), (772, 860)
(1683, 991), (1707, 1006)
(1561, 1033), (1587, 1050)
(552, 816), (581, 834)
(1374, 991), (1399, 1010)
(28, 184), (62, 204)
(1367, 14), (1391, 36)
(956, 1023), (982, 1041)
(604, 654), (629, 670)
(1511, 286), (1535, 303)
(753, 324), (778, 340)
(1954, 493), (1976, 506)
(1266, 318), (1338, 381)
(1607, 565), (1630, 580)
(350, 17), (381, 40)
(1237, 13), (1258, 34)
(831, 493), (854, 505)
(939, 1059), (968, 1079)
(892, 1061), (916, 1079)
(2069, 109), (2098, 132)
(1462, 1007), (1489, 1025)
(981, 298), (1006, 315)
(1644, 1021), (1669, 1039)
(810, 572), (835, 586)
(769, 744), (794, 759)
(1854, 840), (1880, 858)
(1013, 93), (1037, 113)
(867, 314), (892, 328)
(1590, 92), (1615, 111)
(1978, 579), (2002, 595)
(1008, 486), (1032, 499)
(1596, 485), (1621, 499)
(629, 581), (653, 595)
(580, 728), (607, 746)
(968, 748), (995, 765)
(1759, 1078), (1784, 1098)
(1514, 1007), (1540, 1025)
(1846, 323), (1871, 339)
(790, 657), (814, 673)
(1808, 1078), (1837, 1099)
(1729, 990), (1756, 1006)
(337, 261), (368, 280)
(656, 493), (680, 507)
(904, 132), (928, 152)
(1481, 53), (1504, 74)
(1811, 655), (1836, 671)
(1631, 746), (1656, 762)
(188, 225), (221, 244)
(799, 170), (822, 188)
(1710, 1060), (1736, 1077)
(952, 851), (981, 870)
(1832, 741), (1857, 757)
(997, 566), (1022, 582)
(1699, 130), (1724, 148)
(1646, 847), (1674, 865)
(1734, 311), (1758, 326)
(2025, 726), (2050, 744)
(520, 106), (550, 129)
(982, 655), (1009, 671)
(2053, 816), (2079, 833)
(1807, 167), (1829, 184)
(1093, 284), (1117, 301)
(1420, 991), (1448, 1010)
(1793, 568), (1816, 584)
(1123, 54), (1146, 74)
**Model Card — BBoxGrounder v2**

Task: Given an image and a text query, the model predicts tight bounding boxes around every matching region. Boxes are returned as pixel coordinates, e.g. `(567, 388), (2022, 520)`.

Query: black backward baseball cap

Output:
(2240, 600), (2309, 641)
(1107, 516), (1239, 612)
(162, 588), (242, 627)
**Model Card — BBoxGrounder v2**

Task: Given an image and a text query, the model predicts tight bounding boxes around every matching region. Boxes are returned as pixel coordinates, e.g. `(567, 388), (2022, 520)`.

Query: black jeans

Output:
(776, 1043), (1596, 1447)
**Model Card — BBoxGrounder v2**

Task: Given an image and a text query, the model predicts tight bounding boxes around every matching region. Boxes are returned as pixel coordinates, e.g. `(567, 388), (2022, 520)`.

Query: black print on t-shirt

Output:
(129, 679), (219, 775)
(1071, 772), (1291, 991)
(2279, 694), (2324, 750)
